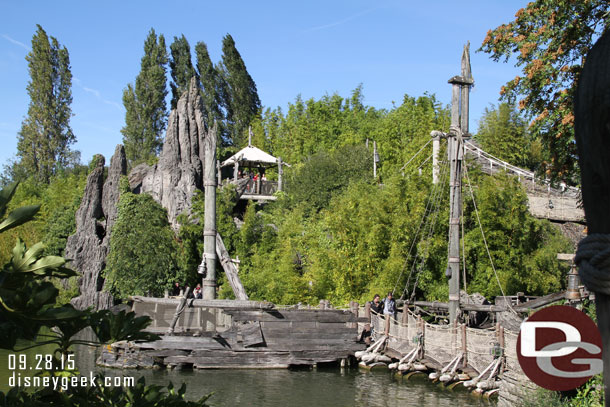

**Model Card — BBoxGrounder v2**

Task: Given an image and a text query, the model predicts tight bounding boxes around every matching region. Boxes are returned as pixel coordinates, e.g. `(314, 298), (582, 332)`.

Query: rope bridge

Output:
(361, 308), (521, 377)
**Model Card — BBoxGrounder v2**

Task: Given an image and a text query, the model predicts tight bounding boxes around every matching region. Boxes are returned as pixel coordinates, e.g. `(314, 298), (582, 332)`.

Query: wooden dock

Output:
(99, 297), (364, 369)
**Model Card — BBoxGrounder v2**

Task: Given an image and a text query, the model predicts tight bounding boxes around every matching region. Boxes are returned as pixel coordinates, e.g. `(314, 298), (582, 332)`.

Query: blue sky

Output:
(0, 1), (528, 169)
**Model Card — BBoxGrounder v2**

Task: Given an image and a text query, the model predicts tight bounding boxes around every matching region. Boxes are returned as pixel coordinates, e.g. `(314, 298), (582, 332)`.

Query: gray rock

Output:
(128, 163), (151, 193)
(65, 146), (127, 310)
(102, 144), (127, 237)
(138, 77), (207, 229)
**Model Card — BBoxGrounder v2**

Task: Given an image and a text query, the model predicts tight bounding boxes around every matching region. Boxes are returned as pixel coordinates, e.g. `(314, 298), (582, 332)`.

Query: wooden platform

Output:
(99, 299), (365, 369)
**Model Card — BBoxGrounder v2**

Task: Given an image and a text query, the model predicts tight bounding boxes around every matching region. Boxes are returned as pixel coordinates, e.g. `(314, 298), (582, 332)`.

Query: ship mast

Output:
(447, 43), (474, 323)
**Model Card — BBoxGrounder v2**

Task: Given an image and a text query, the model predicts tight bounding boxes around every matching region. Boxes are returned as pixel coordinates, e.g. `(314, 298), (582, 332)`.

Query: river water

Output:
(0, 335), (494, 407)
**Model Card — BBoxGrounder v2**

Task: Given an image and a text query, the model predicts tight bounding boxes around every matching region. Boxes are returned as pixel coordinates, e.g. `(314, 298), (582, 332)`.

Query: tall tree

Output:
(169, 34), (197, 108)
(480, 1), (610, 183)
(121, 28), (168, 165)
(195, 41), (224, 133)
(476, 103), (541, 171)
(219, 34), (261, 147)
(17, 25), (75, 184)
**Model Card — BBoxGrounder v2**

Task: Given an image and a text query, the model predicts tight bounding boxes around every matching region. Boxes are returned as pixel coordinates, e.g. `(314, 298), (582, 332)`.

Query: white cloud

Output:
(78, 83), (123, 111)
(303, 7), (379, 32)
(2, 34), (29, 51)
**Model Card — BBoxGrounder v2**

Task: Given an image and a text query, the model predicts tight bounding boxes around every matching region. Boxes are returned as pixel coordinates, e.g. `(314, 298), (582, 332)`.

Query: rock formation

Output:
(66, 78), (213, 309)
(65, 145), (127, 310)
(130, 77), (208, 229)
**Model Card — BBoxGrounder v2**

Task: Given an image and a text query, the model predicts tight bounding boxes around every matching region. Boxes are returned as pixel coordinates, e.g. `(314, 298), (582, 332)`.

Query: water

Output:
(0, 334), (493, 407)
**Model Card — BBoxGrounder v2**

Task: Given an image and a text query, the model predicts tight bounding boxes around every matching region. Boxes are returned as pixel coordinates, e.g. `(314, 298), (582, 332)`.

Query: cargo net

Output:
(363, 307), (521, 376)
(503, 329), (521, 372)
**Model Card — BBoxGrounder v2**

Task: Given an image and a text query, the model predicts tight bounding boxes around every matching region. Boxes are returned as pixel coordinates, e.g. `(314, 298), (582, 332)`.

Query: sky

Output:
(0, 0), (529, 169)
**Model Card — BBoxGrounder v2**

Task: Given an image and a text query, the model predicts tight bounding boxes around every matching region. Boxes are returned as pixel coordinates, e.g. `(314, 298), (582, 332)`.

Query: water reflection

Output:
(1, 331), (493, 407)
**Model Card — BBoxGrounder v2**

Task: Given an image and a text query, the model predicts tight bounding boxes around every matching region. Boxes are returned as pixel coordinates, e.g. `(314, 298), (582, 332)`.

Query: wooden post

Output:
(349, 301), (358, 329)
(460, 42), (471, 136)
(373, 140), (378, 179)
(447, 44), (474, 324)
(364, 301), (371, 345)
(216, 232), (248, 300)
(217, 160), (221, 187)
(419, 316), (425, 358)
(402, 307), (409, 340)
(570, 36), (610, 391)
(499, 325), (505, 371)
(432, 135), (440, 184)
(202, 123), (218, 300)
(233, 161), (239, 182)
(278, 157), (283, 192)
(452, 318), (457, 352)
(384, 314), (391, 336)
(461, 323), (467, 368)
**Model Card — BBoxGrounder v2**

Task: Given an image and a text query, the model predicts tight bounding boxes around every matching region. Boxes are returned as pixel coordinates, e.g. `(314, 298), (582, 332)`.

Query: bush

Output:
(104, 192), (179, 298)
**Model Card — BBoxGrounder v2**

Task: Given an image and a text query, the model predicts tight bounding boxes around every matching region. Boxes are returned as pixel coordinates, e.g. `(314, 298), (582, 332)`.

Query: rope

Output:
(417, 154), (433, 170)
(407, 160), (450, 300)
(400, 138), (433, 172)
(463, 165), (518, 316)
(393, 158), (450, 297)
(575, 234), (610, 295)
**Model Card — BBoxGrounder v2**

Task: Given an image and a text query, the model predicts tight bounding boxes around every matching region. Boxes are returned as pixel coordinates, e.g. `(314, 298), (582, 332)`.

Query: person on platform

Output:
(383, 292), (396, 320)
(194, 283), (202, 299)
(370, 294), (383, 314)
(172, 282), (181, 297)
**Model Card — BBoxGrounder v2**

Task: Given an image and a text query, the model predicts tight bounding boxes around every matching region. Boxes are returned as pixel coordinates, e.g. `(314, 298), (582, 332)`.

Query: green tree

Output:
(195, 41), (224, 132)
(288, 144), (374, 212)
(479, 1), (610, 182)
(169, 34), (198, 108)
(476, 103), (542, 171)
(121, 28), (168, 165)
(17, 25), (75, 184)
(0, 182), (210, 406)
(462, 171), (571, 297)
(219, 34), (261, 147)
(104, 190), (179, 299)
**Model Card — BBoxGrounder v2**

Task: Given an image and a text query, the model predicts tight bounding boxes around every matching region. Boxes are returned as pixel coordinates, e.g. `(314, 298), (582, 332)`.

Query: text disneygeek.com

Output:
(8, 371), (135, 391)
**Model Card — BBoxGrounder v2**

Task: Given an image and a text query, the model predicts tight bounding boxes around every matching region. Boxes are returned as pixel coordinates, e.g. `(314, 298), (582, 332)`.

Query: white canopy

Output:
(221, 145), (288, 168)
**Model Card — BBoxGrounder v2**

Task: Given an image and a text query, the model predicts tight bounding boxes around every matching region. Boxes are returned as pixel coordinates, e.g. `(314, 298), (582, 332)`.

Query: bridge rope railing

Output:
(463, 141), (581, 196)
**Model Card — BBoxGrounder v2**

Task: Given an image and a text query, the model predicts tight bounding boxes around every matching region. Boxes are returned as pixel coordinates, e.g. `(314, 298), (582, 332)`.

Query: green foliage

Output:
(104, 192), (179, 299)
(518, 375), (604, 407)
(480, 1), (610, 182)
(0, 183), (209, 406)
(235, 165), (569, 306)
(219, 34), (261, 147)
(195, 41), (224, 133)
(287, 144), (374, 212)
(122, 28), (169, 166)
(169, 34), (198, 108)
(0, 172), (86, 266)
(261, 90), (449, 181)
(463, 171), (571, 297)
(17, 25), (76, 184)
(520, 387), (565, 407)
(476, 103), (542, 171)
(176, 191), (205, 288)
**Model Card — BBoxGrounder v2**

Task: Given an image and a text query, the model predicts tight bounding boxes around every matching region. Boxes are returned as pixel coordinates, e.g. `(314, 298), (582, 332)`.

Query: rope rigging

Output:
(392, 156), (450, 297)
(394, 155), (450, 300)
(463, 164), (518, 315)
(392, 131), (520, 317)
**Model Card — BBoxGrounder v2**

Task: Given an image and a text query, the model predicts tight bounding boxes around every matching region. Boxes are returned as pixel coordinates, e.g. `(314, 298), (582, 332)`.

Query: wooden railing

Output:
(243, 179), (278, 195)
